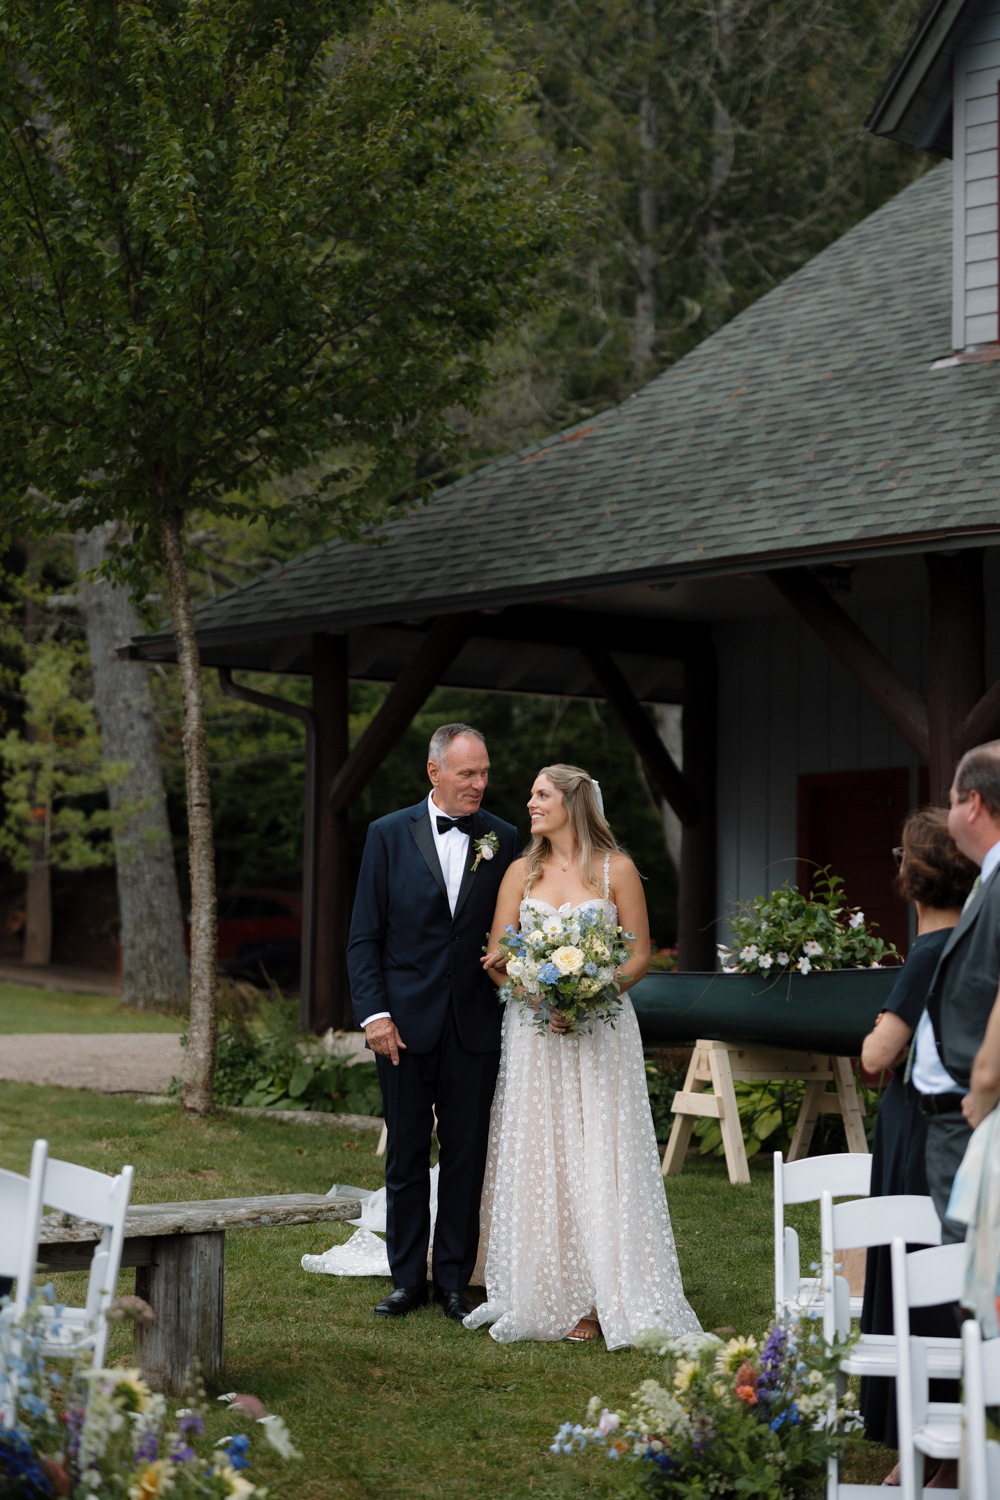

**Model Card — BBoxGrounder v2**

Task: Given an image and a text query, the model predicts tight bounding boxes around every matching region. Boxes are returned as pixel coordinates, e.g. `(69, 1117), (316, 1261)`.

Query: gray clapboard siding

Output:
(953, 0), (1000, 348)
(715, 602), (927, 940)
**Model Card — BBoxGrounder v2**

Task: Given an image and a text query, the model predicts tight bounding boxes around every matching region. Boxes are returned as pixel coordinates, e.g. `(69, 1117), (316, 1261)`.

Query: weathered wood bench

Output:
(38, 1193), (361, 1395)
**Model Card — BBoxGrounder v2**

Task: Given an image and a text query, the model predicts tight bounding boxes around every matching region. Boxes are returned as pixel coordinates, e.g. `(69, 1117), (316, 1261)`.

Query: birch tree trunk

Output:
(157, 509), (217, 1116)
(75, 523), (188, 1011)
(631, 0), (659, 377)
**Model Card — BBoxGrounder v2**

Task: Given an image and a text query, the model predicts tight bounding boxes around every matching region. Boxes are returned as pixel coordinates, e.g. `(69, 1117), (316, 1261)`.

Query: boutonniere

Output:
(472, 831), (499, 872)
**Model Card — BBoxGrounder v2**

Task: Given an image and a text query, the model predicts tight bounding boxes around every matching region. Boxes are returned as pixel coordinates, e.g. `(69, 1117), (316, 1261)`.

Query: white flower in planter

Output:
(776, 952), (790, 966)
(758, 952), (773, 970)
(797, 956), (812, 974)
(803, 939), (824, 957)
(739, 944), (759, 962)
(849, 911), (865, 929)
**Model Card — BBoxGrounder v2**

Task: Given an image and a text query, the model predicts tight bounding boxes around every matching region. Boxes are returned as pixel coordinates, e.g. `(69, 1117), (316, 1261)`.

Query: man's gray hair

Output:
(954, 740), (1000, 816)
(428, 722), (487, 766)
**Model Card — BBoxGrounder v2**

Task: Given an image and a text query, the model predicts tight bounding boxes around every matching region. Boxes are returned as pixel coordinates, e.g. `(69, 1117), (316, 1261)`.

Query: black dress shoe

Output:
(373, 1285), (429, 1318)
(434, 1285), (474, 1323)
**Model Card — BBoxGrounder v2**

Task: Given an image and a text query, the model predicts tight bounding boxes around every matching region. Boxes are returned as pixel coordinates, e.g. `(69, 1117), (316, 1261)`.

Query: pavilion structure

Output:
(129, 109), (1000, 1032)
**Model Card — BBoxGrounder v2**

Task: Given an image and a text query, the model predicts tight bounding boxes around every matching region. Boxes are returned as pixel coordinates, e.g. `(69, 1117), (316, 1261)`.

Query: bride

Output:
(464, 763), (701, 1347)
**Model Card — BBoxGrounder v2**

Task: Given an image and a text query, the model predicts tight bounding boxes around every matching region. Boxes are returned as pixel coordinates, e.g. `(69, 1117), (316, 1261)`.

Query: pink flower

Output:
(218, 1393), (267, 1421)
(598, 1409), (620, 1435)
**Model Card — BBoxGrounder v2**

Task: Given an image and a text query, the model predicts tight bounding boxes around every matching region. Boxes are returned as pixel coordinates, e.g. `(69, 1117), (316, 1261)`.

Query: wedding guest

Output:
(914, 743), (1000, 1241)
(857, 807), (976, 1450)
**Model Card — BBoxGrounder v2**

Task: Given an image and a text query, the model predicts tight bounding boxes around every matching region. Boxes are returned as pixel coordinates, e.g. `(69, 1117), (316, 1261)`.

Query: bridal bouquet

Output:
(550, 1316), (861, 1498)
(496, 905), (634, 1035)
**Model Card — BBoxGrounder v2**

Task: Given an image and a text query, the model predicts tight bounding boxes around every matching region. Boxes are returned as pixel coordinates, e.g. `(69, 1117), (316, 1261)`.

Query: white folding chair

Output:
(0, 1140), (49, 1421)
(960, 1318), (1000, 1500)
(34, 1157), (134, 1371)
(773, 1151), (872, 1320)
(889, 1240), (964, 1500)
(820, 1193), (961, 1380)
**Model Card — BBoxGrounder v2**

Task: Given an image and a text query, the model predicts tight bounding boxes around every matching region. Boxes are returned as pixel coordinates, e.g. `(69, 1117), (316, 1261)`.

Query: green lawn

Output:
(0, 981), (184, 1032)
(0, 1082), (892, 1497)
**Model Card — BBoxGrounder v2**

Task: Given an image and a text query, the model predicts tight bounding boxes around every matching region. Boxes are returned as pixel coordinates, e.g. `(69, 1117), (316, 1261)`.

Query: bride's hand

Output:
(549, 1010), (570, 1034)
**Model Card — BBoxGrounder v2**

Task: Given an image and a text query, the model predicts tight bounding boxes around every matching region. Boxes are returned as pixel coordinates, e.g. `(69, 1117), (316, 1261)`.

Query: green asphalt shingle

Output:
(144, 161), (1000, 649)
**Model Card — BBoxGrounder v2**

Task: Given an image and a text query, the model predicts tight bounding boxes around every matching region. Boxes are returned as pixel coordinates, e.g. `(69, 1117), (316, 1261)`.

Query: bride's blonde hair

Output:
(523, 763), (619, 896)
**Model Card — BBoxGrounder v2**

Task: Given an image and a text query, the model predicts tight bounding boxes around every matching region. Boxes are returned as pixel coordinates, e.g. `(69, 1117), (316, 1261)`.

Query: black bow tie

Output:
(436, 814), (473, 835)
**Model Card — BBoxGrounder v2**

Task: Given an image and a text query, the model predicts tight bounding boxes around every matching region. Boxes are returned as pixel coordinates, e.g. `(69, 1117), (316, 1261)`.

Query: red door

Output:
(798, 768), (910, 955)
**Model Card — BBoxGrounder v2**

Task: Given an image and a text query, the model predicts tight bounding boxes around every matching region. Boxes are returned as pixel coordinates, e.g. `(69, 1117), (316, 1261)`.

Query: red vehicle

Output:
(185, 889), (303, 983)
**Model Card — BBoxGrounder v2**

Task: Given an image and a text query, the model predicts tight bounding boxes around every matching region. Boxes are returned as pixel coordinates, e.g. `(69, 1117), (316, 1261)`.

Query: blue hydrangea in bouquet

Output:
(497, 904), (634, 1035)
(0, 1288), (300, 1499)
(550, 1315), (861, 1498)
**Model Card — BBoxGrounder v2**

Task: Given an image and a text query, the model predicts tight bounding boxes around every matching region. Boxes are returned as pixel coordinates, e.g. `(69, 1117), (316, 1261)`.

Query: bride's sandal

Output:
(566, 1317), (602, 1342)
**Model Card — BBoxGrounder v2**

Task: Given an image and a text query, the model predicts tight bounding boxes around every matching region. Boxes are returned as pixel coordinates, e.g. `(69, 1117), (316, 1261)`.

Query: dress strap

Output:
(603, 852), (610, 899)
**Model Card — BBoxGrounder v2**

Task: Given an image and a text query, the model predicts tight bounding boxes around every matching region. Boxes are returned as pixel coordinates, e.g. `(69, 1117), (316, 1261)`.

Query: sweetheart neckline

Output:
(521, 897), (615, 915)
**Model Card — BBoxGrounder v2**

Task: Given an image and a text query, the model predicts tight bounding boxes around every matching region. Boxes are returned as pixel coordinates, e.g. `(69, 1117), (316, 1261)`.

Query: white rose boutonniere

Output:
(472, 830), (499, 871)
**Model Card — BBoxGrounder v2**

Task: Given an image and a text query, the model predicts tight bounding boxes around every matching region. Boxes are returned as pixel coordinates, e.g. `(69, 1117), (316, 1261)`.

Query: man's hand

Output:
(365, 1017), (406, 1066)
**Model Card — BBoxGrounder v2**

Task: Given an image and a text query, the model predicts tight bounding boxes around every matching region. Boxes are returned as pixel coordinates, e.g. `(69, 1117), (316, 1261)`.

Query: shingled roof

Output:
(136, 161), (1000, 659)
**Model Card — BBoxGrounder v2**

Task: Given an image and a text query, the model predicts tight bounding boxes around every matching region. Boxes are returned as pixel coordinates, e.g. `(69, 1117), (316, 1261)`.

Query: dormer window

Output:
(867, 0), (1000, 353)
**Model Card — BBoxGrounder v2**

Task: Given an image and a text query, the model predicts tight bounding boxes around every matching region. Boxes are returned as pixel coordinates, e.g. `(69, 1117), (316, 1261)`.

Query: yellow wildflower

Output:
(128, 1460), (174, 1500)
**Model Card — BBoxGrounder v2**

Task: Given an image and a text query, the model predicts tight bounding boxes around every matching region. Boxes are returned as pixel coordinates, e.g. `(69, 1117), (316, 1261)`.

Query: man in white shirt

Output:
(912, 741), (1000, 1240)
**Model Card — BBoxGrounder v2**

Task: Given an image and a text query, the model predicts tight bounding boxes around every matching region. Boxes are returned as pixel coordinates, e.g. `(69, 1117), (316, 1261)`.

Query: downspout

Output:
(217, 669), (317, 1033)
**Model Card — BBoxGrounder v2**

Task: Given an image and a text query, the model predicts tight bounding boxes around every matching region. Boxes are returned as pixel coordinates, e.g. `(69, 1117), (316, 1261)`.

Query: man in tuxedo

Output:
(912, 741), (1000, 1240)
(347, 723), (521, 1320)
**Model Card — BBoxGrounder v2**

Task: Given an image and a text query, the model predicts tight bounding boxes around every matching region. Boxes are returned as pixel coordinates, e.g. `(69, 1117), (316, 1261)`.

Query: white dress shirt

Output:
(360, 791), (471, 1030)
(911, 837), (1000, 1094)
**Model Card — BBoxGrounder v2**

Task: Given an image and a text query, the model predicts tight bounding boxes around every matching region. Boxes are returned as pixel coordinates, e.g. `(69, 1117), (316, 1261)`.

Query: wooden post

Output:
(926, 549), (985, 802)
(312, 633), (351, 1033)
(135, 1232), (225, 1396)
(678, 640), (718, 971)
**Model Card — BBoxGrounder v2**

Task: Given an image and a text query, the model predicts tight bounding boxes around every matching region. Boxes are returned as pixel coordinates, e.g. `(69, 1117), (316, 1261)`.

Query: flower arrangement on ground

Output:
(717, 868), (899, 977)
(550, 1315), (861, 1498)
(0, 1289), (299, 1498)
(496, 904), (634, 1034)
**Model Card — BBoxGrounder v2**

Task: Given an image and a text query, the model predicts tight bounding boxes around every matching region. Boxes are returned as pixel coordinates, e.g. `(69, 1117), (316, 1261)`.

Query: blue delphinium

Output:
(0, 1427), (52, 1496)
(225, 1434), (252, 1471)
(537, 962), (562, 985)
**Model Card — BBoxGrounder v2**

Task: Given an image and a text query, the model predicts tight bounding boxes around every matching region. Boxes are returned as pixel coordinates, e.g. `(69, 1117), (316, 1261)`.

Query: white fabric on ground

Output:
(301, 1165), (439, 1277)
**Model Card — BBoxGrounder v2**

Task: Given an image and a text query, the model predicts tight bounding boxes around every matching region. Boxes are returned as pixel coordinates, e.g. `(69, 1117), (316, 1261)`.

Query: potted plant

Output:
(631, 871), (902, 1054)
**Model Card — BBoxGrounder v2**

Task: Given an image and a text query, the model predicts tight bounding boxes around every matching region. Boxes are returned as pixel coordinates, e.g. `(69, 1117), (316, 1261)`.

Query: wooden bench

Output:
(38, 1193), (361, 1395)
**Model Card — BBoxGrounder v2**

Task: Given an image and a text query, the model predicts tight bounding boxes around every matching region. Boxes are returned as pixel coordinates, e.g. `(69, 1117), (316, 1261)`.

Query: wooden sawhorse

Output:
(661, 1038), (868, 1186)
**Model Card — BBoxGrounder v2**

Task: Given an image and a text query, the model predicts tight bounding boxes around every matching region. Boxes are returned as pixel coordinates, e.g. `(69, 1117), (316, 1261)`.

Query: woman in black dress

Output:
(858, 807), (977, 1462)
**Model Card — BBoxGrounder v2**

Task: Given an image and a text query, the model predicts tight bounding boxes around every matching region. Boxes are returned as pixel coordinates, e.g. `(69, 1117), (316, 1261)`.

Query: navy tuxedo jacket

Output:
(347, 801), (522, 1054)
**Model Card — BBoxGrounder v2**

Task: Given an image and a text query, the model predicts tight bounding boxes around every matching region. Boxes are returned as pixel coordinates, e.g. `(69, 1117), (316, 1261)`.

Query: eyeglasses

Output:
(892, 847), (904, 866)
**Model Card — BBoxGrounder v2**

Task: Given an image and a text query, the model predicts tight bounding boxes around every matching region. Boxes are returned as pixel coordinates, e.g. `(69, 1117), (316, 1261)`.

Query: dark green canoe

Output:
(630, 968), (903, 1056)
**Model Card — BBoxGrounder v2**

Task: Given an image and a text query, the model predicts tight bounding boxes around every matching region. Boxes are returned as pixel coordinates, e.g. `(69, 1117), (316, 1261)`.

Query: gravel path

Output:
(0, 1034), (185, 1093)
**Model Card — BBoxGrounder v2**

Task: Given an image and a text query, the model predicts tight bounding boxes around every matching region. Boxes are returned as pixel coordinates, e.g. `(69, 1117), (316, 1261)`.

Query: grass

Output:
(0, 1081), (894, 1497)
(0, 981), (184, 1032)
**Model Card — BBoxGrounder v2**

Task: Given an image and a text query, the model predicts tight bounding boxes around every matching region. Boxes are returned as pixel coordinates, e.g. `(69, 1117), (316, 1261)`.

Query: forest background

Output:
(0, 0), (929, 979)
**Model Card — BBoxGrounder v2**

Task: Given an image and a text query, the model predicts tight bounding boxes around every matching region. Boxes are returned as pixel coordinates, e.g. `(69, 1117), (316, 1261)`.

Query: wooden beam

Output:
(313, 633), (351, 1031)
(766, 568), (930, 763)
(678, 641), (718, 971)
(583, 648), (700, 825)
(329, 612), (477, 815)
(926, 550), (985, 801)
(963, 675), (1000, 751)
(473, 606), (702, 662)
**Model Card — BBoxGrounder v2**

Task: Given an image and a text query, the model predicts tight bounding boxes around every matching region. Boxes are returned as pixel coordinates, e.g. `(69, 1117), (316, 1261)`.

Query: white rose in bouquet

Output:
(526, 929), (546, 947)
(597, 966), (615, 986)
(551, 946), (585, 977)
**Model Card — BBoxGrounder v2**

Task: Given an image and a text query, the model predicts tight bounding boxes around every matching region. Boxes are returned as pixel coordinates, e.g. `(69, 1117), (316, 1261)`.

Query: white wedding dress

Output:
(464, 859), (701, 1349)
